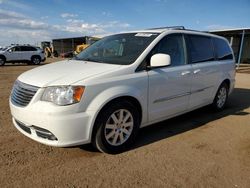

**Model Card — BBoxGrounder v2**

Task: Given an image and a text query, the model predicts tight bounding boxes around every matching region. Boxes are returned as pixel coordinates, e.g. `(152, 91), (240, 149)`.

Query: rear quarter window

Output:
(187, 35), (215, 64)
(213, 38), (233, 60)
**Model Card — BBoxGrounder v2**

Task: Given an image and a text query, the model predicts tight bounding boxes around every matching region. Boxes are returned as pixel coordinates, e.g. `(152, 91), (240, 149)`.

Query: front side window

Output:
(213, 38), (233, 60)
(152, 34), (186, 66)
(75, 33), (159, 65)
(188, 35), (215, 64)
(10, 46), (21, 52)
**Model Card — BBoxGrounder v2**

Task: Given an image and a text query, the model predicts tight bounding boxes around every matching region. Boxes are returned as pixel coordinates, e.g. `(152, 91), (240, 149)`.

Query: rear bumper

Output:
(41, 57), (46, 62)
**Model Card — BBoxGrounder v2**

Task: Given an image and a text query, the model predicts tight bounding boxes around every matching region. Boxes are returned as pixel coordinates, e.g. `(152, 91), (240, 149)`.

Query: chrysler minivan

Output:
(10, 27), (235, 153)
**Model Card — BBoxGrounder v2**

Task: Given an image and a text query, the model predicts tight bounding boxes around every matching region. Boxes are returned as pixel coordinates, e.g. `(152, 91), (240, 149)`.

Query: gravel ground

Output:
(0, 59), (250, 187)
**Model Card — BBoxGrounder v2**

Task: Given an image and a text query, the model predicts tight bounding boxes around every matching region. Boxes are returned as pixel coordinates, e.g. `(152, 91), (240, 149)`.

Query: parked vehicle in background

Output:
(0, 44), (46, 66)
(9, 27), (235, 153)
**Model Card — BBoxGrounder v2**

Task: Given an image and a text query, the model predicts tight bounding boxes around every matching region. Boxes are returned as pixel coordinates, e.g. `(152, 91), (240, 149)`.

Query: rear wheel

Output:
(31, 56), (41, 65)
(212, 82), (229, 111)
(93, 101), (140, 154)
(0, 56), (5, 66)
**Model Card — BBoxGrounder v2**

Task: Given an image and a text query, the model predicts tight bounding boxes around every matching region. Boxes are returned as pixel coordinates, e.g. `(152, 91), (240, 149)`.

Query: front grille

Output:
(11, 80), (39, 107)
(15, 120), (31, 134)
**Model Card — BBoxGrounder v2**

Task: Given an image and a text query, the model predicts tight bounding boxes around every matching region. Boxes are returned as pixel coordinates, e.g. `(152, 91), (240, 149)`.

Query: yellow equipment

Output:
(41, 41), (58, 58)
(74, 37), (100, 54)
(75, 44), (89, 54)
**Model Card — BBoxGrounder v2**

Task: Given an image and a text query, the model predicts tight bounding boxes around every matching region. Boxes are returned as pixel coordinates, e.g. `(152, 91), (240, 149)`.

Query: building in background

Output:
(52, 36), (102, 56)
(52, 37), (87, 55)
(210, 28), (250, 67)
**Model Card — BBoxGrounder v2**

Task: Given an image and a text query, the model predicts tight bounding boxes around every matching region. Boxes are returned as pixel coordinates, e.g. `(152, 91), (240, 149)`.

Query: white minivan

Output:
(10, 27), (235, 153)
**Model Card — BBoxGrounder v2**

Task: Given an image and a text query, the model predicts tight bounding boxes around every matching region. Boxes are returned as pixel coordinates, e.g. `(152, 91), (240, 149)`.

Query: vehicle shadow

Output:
(132, 88), (250, 150)
(79, 88), (250, 154)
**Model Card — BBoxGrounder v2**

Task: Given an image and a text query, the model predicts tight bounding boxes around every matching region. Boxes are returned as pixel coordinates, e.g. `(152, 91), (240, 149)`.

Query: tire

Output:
(93, 101), (140, 154)
(0, 56), (5, 66)
(31, 56), (41, 65)
(212, 82), (229, 111)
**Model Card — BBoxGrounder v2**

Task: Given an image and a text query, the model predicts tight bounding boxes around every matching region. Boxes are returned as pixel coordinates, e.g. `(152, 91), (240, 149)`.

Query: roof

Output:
(127, 26), (221, 39)
(52, 36), (87, 41)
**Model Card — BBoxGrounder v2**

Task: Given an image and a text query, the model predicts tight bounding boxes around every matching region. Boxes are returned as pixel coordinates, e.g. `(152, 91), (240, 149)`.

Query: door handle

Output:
(181, 71), (191, 76)
(193, 69), (201, 74)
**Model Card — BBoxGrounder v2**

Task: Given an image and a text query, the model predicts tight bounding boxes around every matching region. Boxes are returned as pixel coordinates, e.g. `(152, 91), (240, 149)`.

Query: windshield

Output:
(1, 47), (7, 51)
(74, 33), (159, 65)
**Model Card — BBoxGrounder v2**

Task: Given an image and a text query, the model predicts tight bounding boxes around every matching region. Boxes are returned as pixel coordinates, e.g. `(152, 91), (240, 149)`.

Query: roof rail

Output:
(147, 26), (185, 30)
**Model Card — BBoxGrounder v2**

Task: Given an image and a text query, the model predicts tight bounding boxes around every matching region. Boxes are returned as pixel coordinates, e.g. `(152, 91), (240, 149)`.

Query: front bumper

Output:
(9, 99), (95, 147)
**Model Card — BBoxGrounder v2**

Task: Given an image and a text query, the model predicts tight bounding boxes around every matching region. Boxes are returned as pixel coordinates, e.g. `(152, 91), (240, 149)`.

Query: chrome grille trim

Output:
(11, 80), (39, 107)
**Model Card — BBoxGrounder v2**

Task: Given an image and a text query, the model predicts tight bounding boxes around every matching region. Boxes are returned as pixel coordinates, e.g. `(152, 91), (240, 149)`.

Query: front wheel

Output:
(212, 83), (229, 111)
(0, 57), (5, 66)
(93, 101), (140, 154)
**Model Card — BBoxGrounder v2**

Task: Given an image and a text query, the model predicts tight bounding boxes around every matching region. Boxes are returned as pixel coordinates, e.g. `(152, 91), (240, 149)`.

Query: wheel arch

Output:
(222, 79), (230, 89)
(90, 95), (143, 143)
(0, 54), (6, 61)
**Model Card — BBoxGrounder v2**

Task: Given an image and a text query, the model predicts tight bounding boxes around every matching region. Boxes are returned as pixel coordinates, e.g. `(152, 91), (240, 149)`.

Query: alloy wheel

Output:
(104, 109), (134, 146)
(216, 87), (227, 108)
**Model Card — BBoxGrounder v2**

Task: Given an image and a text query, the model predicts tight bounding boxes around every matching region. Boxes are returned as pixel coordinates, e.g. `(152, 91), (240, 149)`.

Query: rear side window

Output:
(187, 35), (215, 63)
(213, 38), (233, 60)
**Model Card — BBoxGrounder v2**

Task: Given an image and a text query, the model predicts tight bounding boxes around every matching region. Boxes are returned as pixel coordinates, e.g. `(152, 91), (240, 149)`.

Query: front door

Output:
(6, 46), (21, 61)
(148, 34), (192, 122)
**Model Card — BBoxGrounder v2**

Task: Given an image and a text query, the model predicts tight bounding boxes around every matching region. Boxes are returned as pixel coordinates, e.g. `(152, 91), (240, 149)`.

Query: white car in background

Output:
(0, 45), (45, 66)
(9, 27), (235, 153)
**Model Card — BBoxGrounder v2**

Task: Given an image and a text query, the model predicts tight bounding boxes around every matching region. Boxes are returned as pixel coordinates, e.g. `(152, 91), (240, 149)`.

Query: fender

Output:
(86, 85), (147, 119)
(84, 85), (148, 139)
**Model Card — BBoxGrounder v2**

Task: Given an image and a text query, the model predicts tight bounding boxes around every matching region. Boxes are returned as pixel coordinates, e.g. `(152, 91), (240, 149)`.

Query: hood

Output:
(18, 60), (121, 87)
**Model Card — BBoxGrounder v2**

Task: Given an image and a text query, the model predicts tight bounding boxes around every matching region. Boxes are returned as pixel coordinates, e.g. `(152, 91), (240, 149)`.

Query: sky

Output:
(0, 0), (249, 46)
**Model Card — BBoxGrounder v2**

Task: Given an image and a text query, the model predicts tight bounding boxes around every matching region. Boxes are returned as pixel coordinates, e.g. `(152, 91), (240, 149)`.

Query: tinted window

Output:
(11, 46), (21, 52)
(188, 35), (215, 63)
(213, 38), (233, 60)
(152, 34), (186, 66)
(20, 46), (37, 51)
(20, 46), (29, 51)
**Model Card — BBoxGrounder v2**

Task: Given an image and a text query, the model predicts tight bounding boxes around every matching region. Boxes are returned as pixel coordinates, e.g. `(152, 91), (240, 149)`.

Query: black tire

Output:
(0, 56), (5, 66)
(31, 56), (41, 65)
(93, 101), (140, 154)
(212, 82), (229, 111)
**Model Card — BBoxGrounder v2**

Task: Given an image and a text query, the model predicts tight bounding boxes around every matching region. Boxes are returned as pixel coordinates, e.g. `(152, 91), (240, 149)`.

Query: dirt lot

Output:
(0, 59), (250, 187)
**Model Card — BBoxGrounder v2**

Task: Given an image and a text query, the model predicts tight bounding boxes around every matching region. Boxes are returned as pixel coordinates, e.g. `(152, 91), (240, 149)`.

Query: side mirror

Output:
(150, 53), (171, 68)
(7, 49), (12, 53)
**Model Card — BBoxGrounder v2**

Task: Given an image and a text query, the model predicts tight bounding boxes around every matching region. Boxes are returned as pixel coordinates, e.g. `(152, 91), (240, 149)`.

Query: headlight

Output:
(41, 86), (85, 105)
